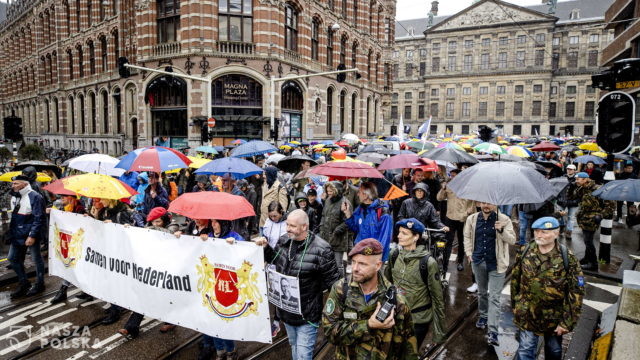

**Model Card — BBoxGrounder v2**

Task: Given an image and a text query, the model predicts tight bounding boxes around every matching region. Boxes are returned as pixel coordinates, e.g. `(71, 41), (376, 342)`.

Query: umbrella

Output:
(549, 177), (570, 196)
(421, 147), (478, 164)
(578, 143), (600, 152)
(308, 161), (383, 180)
(591, 152), (608, 158)
(61, 173), (138, 199)
(195, 146), (219, 155)
(357, 153), (387, 165)
(0, 171), (52, 182)
(342, 133), (360, 144)
(498, 154), (526, 162)
(447, 161), (556, 205)
(615, 153), (640, 163)
(214, 146), (225, 153)
(335, 140), (350, 147)
(230, 140), (277, 158)
(194, 157), (264, 179)
(592, 179), (640, 202)
(165, 156), (213, 174)
(574, 155), (606, 165)
(168, 192), (255, 220)
(474, 142), (507, 155)
(531, 141), (561, 152)
(68, 154), (125, 176)
(231, 139), (247, 145)
(266, 153), (286, 165)
(277, 155), (318, 173)
(42, 178), (77, 196)
(406, 141), (434, 151)
(361, 144), (387, 153)
(116, 146), (192, 172)
(13, 161), (62, 178)
(505, 146), (533, 158)
(378, 154), (432, 171)
(437, 142), (465, 151)
(561, 145), (579, 152)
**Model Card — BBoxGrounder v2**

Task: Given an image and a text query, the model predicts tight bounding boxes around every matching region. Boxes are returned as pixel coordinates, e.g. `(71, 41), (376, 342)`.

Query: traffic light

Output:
(478, 126), (494, 142)
(337, 64), (346, 83)
(596, 91), (636, 154)
(118, 57), (130, 78)
(591, 69), (615, 91)
(592, 58), (640, 90)
(3, 116), (22, 141)
(200, 123), (210, 144)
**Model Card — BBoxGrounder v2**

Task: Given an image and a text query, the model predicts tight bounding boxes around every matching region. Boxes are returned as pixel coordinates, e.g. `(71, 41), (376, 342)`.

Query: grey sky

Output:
(396, 0), (553, 20)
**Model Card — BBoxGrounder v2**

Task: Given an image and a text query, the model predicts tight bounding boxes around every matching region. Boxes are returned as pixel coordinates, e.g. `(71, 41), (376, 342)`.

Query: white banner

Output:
(266, 266), (302, 315)
(48, 210), (271, 343)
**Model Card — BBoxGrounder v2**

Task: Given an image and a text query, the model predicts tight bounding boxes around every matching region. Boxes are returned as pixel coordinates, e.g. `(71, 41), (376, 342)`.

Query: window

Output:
(532, 101), (542, 116)
(588, 50), (598, 67)
(478, 102), (487, 116)
(464, 39), (473, 48)
(405, 63), (413, 77)
(585, 101), (595, 117)
(157, 0), (180, 43)
(496, 101), (505, 116)
(404, 105), (411, 120)
(533, 84), (542, 93)
(430, 103), (439, 117)
(584, 125), (594, 136)
(89, 42), (96, 75)
(432, 57), (440, 72)
(498, 52), (507, 68)
(513, 125), (522, 135)
(392, 50), (399, 58)
(353, 0), (357, 25)
(517, 35), (527, 44)
(516, 51), (525, 67)
(88, 0), (93, 27)
(569, 36), (579, 45)
(448, 55), (456, 71)
(479, 86), (488, 95)
(419, 48), (427, 58)
(351, 42), (357, 70)
(341, 0), (347, 17)
(531, 125), (540, 136)
(553, 37), (560, 46)
(326, 27), (334, 66)
(339, 90), (346, 131)
(68, 51), (74, 80)
(448, 41), (457, 50)
(404, 92), (412, 100)
(432, 43), (440, 51)
(446, 88), (455, 96)
(390, 106), (398, 119)
(100, 0), (106, 21)
(515, 85), (523, 94)
(567, 85), (576, 94)
(499, 37), (508, 46)
(78, 47), (84, 77)
(551, 85), (558, 95)
(406, 50), (413, 59)
(430, 124), (438, 134)
(550, 125), (555, 136)
(586, 85), (595, 94)
(311, 19), (319, 60)
(535, 50), (544, 66)
(393, 64), (399, 78)
(463, 87), (471, 95)
(100, 37), (108, 72)
(418, 105), (425, 119)
(565, 102), (575, 117)
(445, 102), (454, 117)
(589, 34), (599, 43)
(284, 4), (298, 51)
(462, 102), (470, 117)
(419, 91), (426, 99)
(552, 53), (559, 69)
(392, 93), (398, 101)
(482, 38), (490, 47)
(481, 53), (490, 69)
(462, 125), (470, 134)
(535, 33), (545, 43)
(464, 55), (473, 71)
(339, 36), (346, 65)
(497, 86), (506, 94)
(568, 52), (578, 68)
(431, 88), (439, 96)
(329, 0), (334, 11)
(419, 62), (426, 76)
(514, 101), (523, 116)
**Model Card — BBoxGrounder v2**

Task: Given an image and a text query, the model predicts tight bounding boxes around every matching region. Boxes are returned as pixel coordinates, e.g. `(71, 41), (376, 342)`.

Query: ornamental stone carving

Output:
(435, 2), (546, 31)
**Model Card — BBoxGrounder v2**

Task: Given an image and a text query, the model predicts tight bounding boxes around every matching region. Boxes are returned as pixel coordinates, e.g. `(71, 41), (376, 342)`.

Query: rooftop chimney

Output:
(430, 1), (439, 16)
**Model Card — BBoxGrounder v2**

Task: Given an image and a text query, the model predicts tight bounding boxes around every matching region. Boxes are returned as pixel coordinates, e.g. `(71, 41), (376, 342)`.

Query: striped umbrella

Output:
(506, 146), (533, 158)
(437, 142), (465, 151)
(474, 142), (507, 155)
(115, 146), (192, 172)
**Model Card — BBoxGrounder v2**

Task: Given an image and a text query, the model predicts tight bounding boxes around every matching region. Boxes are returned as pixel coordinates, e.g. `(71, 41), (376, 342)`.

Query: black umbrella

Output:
(361, 144), (387, 153)
(13, 160), (62, 178)
(561, 145), (579, 152)
(593, 179), (640, 202)
(357, 153), (386, 165)
(615, 153), (640, 163)
(421, 147), (478, 164)
(549, 177), (570, 195)
(276, 155), (317, 173)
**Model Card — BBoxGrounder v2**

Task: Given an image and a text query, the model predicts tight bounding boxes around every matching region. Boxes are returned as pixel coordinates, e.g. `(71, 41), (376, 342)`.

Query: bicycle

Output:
(424, 227), (449, 288)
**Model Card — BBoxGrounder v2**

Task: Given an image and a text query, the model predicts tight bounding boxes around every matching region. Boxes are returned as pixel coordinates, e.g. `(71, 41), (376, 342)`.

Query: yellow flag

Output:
(383, 185), (408, 201)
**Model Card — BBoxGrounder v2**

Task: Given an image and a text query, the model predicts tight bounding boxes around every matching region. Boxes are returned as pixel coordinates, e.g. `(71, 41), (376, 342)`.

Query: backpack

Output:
(517, 241), (569, 272)
(386, 248), (441, 309)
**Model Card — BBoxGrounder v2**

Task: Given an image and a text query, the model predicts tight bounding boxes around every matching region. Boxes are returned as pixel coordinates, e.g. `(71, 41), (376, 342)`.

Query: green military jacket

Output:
(574, 180), (615, 231)
(511, 241), (585, 335)
(384, 245), (446, 343)
(322, 272), (419, 360)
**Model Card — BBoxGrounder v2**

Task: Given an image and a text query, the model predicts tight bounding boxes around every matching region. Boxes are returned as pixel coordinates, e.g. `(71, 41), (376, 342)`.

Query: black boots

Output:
(25, 283), (45, 296)
(10, 282), (31, 299)
(50, 285), (68, 304)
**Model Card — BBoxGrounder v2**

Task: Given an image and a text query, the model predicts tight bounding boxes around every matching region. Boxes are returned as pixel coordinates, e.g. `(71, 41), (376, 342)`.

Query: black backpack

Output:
(387, 248), (442, 305)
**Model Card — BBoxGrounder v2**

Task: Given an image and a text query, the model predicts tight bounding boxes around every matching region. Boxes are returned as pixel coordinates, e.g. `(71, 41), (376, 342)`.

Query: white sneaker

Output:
(467, 283), (478, 293)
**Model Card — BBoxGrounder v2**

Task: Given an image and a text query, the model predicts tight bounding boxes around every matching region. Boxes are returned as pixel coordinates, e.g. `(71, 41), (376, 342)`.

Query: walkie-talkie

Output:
(375, 286), (397, 322)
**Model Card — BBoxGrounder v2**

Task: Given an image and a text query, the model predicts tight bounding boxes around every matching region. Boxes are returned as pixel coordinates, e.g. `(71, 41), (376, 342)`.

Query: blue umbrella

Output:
(230, 140), (277, 158)
(195, 146), (219, 154)
(194, 157), (263, 179)
(321, 140), (335, 145)
(214, 146), (225, 152)
(593, 179), (640, 202)
(574, 155), (606, 165)
(115, 146), (191, 172)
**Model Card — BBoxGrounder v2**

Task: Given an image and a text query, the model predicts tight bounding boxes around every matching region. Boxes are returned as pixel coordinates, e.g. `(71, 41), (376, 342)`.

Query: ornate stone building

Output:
(0, 0), (396, 153)
(391, 0), (614, 137)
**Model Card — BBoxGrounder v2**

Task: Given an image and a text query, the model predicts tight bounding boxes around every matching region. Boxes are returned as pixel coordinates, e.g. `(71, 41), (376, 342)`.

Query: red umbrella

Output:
(416, 158), (439, 172)
(308, 161), (384, 180)
(168, 192), (255, 220)
(377, 154), (430, 171)
(335, 140), (350, 147)
(43, 178), (77, 196)
(531, 141), (560, 152)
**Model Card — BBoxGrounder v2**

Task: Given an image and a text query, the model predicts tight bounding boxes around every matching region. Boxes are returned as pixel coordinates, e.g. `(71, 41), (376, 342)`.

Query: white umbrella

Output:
(342, 133), (360, 144)
(266, 153), (286, 165)
(68, 154), (125, 177)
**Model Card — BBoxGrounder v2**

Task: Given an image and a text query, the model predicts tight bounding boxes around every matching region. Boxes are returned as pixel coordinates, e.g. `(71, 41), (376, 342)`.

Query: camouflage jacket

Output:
(322, 273), (419, 360)
(511, 241), (585, 335)
(575, 180), (615, 231)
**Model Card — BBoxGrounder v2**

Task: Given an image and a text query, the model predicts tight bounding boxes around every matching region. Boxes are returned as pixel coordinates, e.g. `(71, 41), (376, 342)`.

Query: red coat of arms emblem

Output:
(214, 268), (239, 307)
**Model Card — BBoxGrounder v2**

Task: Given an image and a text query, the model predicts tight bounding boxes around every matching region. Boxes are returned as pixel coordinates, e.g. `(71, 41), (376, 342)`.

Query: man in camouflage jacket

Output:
(322, 238), (418, 359)
(511, 217), (585, 360)
(573, 172), (615, 270)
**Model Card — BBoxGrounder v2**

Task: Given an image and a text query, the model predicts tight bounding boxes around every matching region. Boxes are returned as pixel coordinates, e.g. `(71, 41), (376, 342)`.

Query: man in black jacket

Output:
(398, 183), (448, 233)
(255, 209), (339, 360)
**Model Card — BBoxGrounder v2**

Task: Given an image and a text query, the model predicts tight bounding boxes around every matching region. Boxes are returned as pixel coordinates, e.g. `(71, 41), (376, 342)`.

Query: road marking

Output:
(583, 299), (616, 313)
(587, 282), (622, 296)
(30, 303), (65, 317)
(7, 302), (44, 316)
(0, 303), (51, 330)
(65, 351), (88, 360)
(80, 299), (103, 307)
(37, 308), (77, 324)
(90, 317), (155, 349)
(0, 324), (32, 341)
(89, 320), (160, 359)
(0, 322), (73, 355)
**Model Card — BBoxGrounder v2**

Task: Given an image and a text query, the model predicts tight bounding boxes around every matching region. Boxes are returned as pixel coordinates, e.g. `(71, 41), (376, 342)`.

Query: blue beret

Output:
(531, 217), (560, 230)
(396, 218), (425, 235)
(575, 172), (589, 178)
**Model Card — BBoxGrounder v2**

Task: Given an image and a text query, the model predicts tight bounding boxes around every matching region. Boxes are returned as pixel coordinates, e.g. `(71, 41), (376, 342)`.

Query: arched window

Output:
(65, 2), (71, 35)
(113, 87), (122, 134)
(67, 51), (74, 80)
(218, 0), (252, 42)
(281, 81), (303, 110)
(100, 37), (108, 72)
(76, 0), (81, 32)
(68, 96), (75, 134)
(311, 18), (320, 61)
(339, 90), (346, 132)
(102, 91), (109, 133)
(53, 98), (59, 132)
(284, 4), (298, 51)
(367, 50), (372, 80)
(89, 93), (97, 133)
(89, 41), (96, 74)
(353, 0), (358, 26)
(44, 99), (50, 133)
(113, 30), (120, 63)
(79, 94), (85, 134)
(100, 0), (106, 20)
(374, 99), (378, 132)
(145, 75), (187, 107)
(326, 87), (333, 135)
(157, 0), (180, 43)
(77, 46), (84, 77)
(340, 35), (347, 65)
(87, 0), (93, 27)
(351, 93), (357, 132)
(366, 97), (370, 133)
(341, 0), (347, 18)
(352, 42), (358, 70)
(326, 27), (334, 67)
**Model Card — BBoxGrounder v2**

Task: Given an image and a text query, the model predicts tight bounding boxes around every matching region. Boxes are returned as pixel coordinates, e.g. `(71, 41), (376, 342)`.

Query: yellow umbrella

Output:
(579, 143), (600, 152)
(498, 140), (509, 145)
(61, 173), (137, 199)
(166, 156), (212, 173)
(592, 151), (608, 158)
(289, 140), (301, 145)
(279, 145), (292, 150)
(0, 171), (52, 182)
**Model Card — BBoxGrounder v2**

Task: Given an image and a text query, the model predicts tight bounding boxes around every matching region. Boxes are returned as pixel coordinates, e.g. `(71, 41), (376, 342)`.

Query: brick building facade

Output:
(0, 0), (396, 154)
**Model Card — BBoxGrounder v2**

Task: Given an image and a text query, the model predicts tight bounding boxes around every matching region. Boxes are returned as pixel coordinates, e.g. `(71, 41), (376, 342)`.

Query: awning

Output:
(212, 115), (271, 124)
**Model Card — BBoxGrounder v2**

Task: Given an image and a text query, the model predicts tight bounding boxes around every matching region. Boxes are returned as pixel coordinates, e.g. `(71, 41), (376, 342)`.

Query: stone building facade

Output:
(0, 0), (396, 154)
(391, 0), (614, 137)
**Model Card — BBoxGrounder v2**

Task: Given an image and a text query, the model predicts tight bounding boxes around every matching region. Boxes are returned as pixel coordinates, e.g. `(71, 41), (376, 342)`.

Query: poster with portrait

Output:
(266, 266), (302, 315)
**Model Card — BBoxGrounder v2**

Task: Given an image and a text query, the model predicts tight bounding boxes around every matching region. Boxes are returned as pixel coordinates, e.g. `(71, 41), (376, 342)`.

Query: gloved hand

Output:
(593, 215), (602, 223)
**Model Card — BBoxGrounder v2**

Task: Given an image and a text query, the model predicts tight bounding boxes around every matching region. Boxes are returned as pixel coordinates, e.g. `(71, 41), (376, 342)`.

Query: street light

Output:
(331, 23), (340, 31)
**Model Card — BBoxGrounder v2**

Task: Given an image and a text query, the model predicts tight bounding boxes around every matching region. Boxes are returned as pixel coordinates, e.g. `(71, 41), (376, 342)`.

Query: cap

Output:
(147, 207), (168, 222)
(348, 238), (383, 257)
(306, 188), (318, 196)
(396, 218), (425, 235)
(566, 164), (577, 170)
(531, 216), (560, 230)
(576, 172), (589, 178)
(11, 174), (30, 182)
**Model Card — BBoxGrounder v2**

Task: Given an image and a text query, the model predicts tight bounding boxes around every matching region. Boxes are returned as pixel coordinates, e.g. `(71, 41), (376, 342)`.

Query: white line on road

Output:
(89, 320), (160, 359)
(0, 303), (52, 330)
(7, 302), (44, 316)
(65, 351), (88, 360)
(37, 308), (77, 324)
(0, 324), (32, 341)
(30, 303), (65, 317)
(90, 317), (155, 350)
(80, 299), (103, 307)
(0, 322), (73, 356)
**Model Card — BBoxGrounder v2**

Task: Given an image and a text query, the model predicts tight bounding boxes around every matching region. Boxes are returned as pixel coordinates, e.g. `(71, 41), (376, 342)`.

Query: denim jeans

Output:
(518, 211), (532, 245)
(498, 204), (514, 218)
(202, 335), (235, 352)
(582, 229), (597, 264)
(516, 330), (562, 360)
(8, 241), (45, 285)
(284, 322), (319, 360)
(471, 261), (505, 334)
(559, 206), (577, 232)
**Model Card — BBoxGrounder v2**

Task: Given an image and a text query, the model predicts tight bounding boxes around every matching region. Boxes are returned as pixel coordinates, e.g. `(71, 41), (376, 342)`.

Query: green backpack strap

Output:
(419, 255), (433, 301)
(559, 243), (569, 272)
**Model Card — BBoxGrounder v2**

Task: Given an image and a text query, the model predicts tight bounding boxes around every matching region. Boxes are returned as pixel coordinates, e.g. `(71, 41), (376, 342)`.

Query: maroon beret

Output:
(348, 238), (383, 257)
(147, 207), (167, 222)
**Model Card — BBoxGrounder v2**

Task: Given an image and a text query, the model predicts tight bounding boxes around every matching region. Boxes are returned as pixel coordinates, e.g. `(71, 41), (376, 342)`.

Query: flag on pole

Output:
(383, 184), (409, 201)
(418, 116), (432, 141)
(397, 114), (404, 143)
